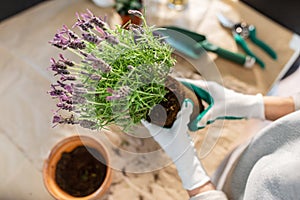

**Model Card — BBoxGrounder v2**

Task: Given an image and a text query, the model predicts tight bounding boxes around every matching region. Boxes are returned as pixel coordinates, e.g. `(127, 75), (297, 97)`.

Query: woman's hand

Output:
(177, 78), (265, 130)
(142, 99), (211, 192)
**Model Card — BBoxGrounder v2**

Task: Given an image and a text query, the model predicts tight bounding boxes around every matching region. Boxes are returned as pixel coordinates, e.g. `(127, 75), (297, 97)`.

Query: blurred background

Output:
(0, 0), (45, 21)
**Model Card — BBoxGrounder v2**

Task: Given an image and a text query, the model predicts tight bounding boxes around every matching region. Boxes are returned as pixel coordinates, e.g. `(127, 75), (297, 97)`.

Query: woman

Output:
(142, 79), (300, 200)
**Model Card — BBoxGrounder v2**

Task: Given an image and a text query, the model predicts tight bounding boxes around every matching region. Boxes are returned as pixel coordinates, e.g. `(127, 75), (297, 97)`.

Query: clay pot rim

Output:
(43, 135), (112, 200)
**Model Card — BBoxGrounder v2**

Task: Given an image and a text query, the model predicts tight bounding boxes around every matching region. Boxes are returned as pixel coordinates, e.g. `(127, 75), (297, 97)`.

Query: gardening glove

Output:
(292, 92), (300, 111)
(176, 78), (265, 131)
(141, 99), (211, 190)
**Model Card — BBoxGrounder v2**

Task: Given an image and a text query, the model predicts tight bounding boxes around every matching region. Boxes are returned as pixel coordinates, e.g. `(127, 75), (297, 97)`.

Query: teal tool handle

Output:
(197, 41), (247, 66)
(249, 26), (277, 59)
(215, 47), (248, 65)
(234, 34), (265, 68)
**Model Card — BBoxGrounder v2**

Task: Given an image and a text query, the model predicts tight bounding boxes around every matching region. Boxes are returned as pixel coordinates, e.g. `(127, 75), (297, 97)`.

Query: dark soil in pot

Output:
(55, 146), (107, 197)
(146, 76), (204, 128)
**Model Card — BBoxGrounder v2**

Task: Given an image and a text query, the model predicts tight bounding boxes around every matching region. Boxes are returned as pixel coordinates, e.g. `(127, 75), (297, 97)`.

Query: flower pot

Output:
(146, 76), (204, 128)
(120, 13), (143, 26)
(43, 135), (112, 200)
(115, 0), (143, 26)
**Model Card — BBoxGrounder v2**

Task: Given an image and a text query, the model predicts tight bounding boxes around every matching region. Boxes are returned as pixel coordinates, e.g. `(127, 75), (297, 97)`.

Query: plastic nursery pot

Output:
(43, 135), (112, 200)
(146, 76), (204, 128)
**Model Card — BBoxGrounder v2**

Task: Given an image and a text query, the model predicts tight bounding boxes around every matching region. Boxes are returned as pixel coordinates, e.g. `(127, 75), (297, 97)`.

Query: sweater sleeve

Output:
(292, 92), (300, 111)
(189, 190), (228, 200)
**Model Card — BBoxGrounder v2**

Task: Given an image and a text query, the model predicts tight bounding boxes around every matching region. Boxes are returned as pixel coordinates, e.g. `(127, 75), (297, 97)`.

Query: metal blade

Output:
(155, 29), (204, 59)
(217, 13), (235, 29)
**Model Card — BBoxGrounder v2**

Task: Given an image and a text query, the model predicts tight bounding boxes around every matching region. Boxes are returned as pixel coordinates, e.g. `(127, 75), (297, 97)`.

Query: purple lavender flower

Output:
(127, 65), (134, 70)
(85, 53), (99, 62)
(52, 113), (78, 127)
(85, 54), (112, 73)
(63, 84), (73, 93)
(80, 71), (102, 81)
(90, 74), (102, 81)
(60, 75), (76, 82)
(59, 93), (72, 104)
(87, 87), (96, 92)
(48, 85), (64, 97)
(128, 10), (143, 18)
(93, 61), (112, 73)
(80, 71), (91, 76)
(82, 9), (107, 29)
(128, 24), (144, 44)
(49, 58), (67, 72)
(68, 39), (86, 50)
(50, 26), (76, 48)
(128, 24), (145, 34)
(73, 87), (87, 95)
(105, 34), (119, 45)
(56, 102), (74, 111)
(95, 26), (106, 37)
(106, 95), (121, 101)
(61, 25), (79, 39)
(74, 83), (84, 88)
(55, 80), (66, 87)
(79, 119), (97, 130)
(90, 17), (106, 29)
(80, 51), (88, 57)
(52, 114), (62, 124)
(118, 86), (131, 97)
(106, 88), (114, 93)
(54, 81), (73, 94)
(73, 13), (93, 32)
(80, 9), (94, 21)
(82, 33), (102, 44)
(106, 86), (131, 101)
(50, 26), (85, 50)
(49, 33), (69, 49)
(55, 69), (70, 76)
(59, 54), (74, 66)
(72, 95), (86, 104)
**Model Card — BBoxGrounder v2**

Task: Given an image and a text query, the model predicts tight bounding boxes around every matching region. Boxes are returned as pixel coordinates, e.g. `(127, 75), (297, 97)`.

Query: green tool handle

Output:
(214, 47), (248, 65)
(249, 26), (277, 59)
(234, 34), (265, 68)
(197, 41), (248, 66)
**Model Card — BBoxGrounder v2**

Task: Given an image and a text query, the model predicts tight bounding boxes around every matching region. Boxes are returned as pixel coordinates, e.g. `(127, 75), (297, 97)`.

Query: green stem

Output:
(86, 100), (107, 105)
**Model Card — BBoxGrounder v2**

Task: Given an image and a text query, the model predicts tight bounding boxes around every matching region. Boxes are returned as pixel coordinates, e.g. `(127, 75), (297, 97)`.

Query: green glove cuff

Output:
(181, 81), (213, 131)
(181, 81), (244, 131)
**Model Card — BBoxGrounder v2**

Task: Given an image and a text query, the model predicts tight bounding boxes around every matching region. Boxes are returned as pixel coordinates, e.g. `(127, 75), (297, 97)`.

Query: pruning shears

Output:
(158, 26), (255, 68)
(217, 13), (277, 69)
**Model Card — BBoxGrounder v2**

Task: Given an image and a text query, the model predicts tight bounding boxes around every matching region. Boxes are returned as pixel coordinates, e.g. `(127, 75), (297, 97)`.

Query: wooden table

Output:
(144, 0), (299, 95)
(0, 0), (298, 199)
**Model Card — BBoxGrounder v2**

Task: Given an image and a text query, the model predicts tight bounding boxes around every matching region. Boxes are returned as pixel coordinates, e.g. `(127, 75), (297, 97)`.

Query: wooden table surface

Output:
(0, 0), (298, 199)
(144, 0), (299, 95)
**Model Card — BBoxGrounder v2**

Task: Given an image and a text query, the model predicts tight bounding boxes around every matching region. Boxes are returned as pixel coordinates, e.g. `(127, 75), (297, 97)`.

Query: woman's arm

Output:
(263, 96), (295, 121)
(188, 183), (228, 200)
(187, 181), (216, 197)
(187, 94), (299, 199)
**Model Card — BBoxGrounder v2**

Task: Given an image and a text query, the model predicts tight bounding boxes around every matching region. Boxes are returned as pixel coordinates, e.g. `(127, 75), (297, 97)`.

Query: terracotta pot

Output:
(147, 76), (204, 128)
(120, 14), (143, 26)
(43, 135), (112, 200)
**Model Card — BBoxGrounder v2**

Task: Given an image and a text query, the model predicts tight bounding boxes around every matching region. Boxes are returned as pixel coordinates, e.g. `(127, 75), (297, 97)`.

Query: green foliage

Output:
(89, 19), (174, 130)
(49, 10), (175, 131)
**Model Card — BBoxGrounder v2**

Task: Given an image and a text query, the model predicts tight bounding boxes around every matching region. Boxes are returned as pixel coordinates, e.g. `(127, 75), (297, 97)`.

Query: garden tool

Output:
(217, 13), (277, 69)
(156, 26), (255, 68)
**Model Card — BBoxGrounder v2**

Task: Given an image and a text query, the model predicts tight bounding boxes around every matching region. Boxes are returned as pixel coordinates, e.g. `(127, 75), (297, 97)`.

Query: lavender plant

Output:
(48, 10), (175, 131)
